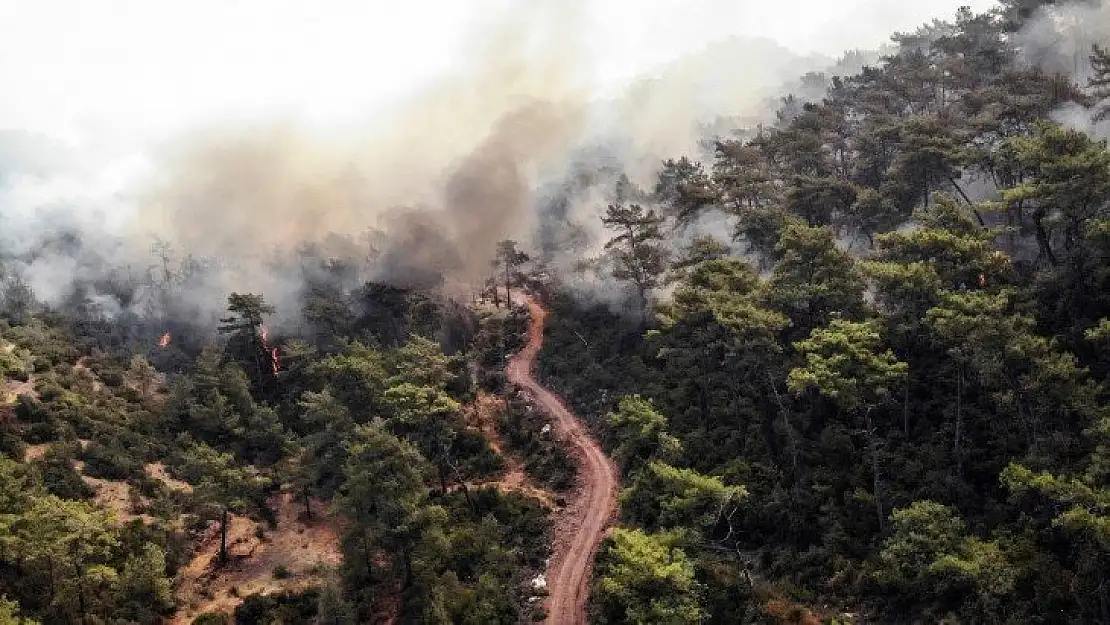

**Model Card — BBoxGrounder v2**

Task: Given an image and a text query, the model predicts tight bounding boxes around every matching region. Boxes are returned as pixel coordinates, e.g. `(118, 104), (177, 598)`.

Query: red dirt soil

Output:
(457, 392), (557, 508)
(506, 292), (619, 625)
(171, 491), (342, 623)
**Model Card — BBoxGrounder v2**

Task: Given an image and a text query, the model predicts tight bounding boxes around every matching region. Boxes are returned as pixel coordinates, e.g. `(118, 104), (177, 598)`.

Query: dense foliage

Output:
(2, 2), (1109, 623)
(533, 4), (1110, 623)
(0, 272), (553, 623)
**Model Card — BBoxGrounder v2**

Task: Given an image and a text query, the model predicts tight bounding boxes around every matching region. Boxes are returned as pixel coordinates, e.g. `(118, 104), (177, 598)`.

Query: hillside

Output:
(1, 1), (1110, 624)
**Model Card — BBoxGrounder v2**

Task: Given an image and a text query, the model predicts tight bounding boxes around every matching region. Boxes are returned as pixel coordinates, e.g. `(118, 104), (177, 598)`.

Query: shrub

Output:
(499, 399), (577, 491)
(98, 369), (125, 388)
(33, 457), (95, 500)
(235, 589), (319, 624)
(81, 441), (144, 481)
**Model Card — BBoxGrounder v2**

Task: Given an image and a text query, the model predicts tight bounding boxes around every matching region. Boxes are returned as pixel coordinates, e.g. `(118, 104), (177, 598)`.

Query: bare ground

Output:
(24, 442), (341, 622)
(459, 392), (558, 508)
(73, 356), (103, 393)
(3, 376), (37, 404)
(171, 491), (342, 623)
(146, 462), (194, 493)
(9, 352), (343, 620)
(506, 292), (619, 625)
(22, 445), (157, 524)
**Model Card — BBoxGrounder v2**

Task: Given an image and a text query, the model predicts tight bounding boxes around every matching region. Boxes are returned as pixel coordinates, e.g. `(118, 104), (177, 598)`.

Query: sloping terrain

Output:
(506, 293), (619, 625)
(172, 491), (342, 623)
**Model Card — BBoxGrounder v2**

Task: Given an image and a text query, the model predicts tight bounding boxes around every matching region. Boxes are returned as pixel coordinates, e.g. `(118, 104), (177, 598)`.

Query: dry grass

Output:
(22, 443), (50, 462)
(146, 462), (194, 493)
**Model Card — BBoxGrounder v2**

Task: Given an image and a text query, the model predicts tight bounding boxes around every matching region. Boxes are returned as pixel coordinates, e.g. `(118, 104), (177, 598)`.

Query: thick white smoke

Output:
(0, 0), (998, 326)
(1016, 0), (1110, 139)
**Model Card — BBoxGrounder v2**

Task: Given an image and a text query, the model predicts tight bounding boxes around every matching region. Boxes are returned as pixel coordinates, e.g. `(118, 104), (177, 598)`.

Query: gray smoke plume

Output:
(1015, 0), (1110, 138)
(3, 2), (594, 328)
(0, 0), (911, 328)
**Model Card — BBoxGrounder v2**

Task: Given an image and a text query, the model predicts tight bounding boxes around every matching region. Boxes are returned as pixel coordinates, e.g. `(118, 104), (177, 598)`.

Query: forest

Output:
(1, 0), (1110, 623)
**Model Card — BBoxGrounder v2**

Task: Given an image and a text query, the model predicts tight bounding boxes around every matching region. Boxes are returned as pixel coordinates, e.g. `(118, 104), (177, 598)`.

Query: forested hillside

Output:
(531, 1), (1110, 623)
(0, 271), (564, 622)
(2, 0), (1110, 624)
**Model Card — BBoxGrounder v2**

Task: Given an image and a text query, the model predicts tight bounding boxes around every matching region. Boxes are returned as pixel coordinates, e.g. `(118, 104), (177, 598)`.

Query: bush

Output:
(81, 441), (144, 481)
(467, 489), (553, 569)
(132, 474), (168, 499)
(235, 589), (319, 624)
(455, 430), (505, 479)
(0, 432), (26, 461)
(272, 565), (292, 579)
(99, 369), (125, 388)
(14, 395), (51, 424)
(33, 457), (95, 500)
(24, 422), (65, 445)
(499, 399), (577, 491)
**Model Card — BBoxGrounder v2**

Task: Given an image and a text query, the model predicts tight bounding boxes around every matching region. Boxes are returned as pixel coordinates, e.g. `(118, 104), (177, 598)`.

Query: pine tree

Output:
(602, 203), (668, 318)
(1091, 44), (1110, 121)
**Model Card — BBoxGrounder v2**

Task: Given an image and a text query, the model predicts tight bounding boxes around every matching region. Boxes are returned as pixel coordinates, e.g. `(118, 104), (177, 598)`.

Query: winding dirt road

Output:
(506, 292), (619, 625)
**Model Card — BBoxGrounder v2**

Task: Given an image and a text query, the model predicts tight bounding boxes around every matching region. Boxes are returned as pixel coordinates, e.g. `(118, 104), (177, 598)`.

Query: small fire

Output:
(259, 327), (280, 374)
(158, 333), (171, 348)
(978, 273), (987, 288)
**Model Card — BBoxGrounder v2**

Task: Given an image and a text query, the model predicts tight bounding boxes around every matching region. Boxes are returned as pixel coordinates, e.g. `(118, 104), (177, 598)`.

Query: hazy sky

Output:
(0, 0), (998, 141)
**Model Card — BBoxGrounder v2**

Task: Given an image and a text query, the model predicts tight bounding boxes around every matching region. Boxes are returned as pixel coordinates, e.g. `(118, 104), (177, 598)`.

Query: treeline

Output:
(535, 2), (1110, 623)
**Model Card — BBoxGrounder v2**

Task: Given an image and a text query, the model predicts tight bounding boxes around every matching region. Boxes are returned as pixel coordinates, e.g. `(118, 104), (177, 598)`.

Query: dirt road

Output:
(506, 292), (619, 625)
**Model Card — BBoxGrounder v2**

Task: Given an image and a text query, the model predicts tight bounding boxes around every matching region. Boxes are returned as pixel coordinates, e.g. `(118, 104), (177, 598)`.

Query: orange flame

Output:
(259, 327), (280, 374)
(158, 333), (171, 348)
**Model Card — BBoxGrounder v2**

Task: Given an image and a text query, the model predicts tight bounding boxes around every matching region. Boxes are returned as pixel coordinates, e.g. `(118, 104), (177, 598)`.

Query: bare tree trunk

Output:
(219, 507), (229, 563)
(1099, 565), (1108, 625)
(1033, 208), (1059, 267)
(47, 556), (55, 605)
(955, 366), (963, 479)
(448, 457), (476, 514)
(766, 372), (799, 482)
(865, 409), (884, 532)
(72, 551), (86, 625)
(363, 531), (374, 581)
(903, 377), (910, 438)
(492, 269), (501, 309)
(402, 549), (414, 591)
(946, 174), (986, 227)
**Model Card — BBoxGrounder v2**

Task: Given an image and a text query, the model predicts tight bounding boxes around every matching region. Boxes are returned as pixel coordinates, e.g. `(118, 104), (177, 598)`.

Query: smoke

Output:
(0, 0), (890, 329)
(1051, 101), (1110, 138)
(1, 2), (594, 325)
(1015, 0), (1110, 139)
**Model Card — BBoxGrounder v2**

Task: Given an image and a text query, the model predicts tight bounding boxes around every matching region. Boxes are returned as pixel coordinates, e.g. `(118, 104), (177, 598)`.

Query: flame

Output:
(259, 327), (280, 374)
(158, 333), (171, 348)
(978, 273), (987, 287)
